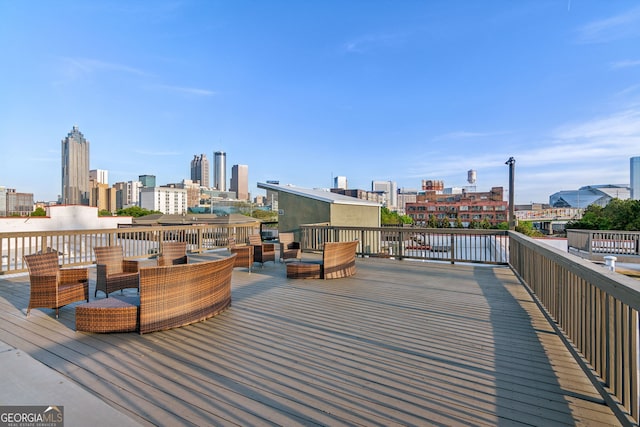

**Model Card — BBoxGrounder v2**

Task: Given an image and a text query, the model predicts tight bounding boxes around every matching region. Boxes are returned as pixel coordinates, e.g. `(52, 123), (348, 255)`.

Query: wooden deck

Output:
(0, 255), (623, 426)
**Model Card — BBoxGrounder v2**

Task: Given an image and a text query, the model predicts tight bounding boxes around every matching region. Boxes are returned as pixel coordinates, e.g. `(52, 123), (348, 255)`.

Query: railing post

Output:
(450, 232), (455, 264)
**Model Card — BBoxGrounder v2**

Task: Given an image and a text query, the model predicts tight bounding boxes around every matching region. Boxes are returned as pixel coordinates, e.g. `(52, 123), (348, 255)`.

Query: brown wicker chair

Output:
(279, 232), (301, 262)
(94, 246), (140, 297)
(23, 252), (89, 318)
(321, 241), (358, 279)
(248, 234), (276, 266)
(157, 241), (188, 266)
(228, 237), (253, 272)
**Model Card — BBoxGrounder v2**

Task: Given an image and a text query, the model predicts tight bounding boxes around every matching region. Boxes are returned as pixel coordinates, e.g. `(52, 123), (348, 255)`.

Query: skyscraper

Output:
(631, 156), (640, 200)
(139, 175), (156, 188)
(190, 154), (210, 187)
(334, 176), (348, 189)
(214, 151), (226, 191)
(61, 126), (90, 205)
(372, 180), (398, 210)
(231, 164), (249, 200)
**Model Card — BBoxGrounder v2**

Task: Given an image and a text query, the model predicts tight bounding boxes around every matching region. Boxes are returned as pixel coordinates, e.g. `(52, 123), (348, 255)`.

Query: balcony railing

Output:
(510, 231), (639, 424)
(300, 224), (509, 264)
(568, 229), (640, 263)
(0, 223), (256, 273)
(1, 223), (638, 424)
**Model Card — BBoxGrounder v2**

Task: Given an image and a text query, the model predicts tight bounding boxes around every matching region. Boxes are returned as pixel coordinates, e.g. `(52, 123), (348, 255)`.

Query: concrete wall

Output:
(331, 204), (380, 227)
(278, 192), (330, 238)
(0, 205), (131, 233)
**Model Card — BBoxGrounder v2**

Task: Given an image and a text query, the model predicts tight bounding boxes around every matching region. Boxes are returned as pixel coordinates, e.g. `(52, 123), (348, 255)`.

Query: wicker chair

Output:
(228, 237), (253, 272)
(279, 232), (301, 262)
(248, 234), (276, 266)
(23, 252), (89, 318)
(94, 246), (140, 298)
(157, 241), (188, 266)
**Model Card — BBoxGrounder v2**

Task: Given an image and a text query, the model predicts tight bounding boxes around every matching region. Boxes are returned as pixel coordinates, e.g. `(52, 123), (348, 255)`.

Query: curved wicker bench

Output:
(76, 254), (236, 334)
(289, 241), (359, 280)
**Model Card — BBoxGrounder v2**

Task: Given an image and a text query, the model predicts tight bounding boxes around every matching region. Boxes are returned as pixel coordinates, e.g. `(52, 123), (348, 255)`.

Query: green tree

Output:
(98, 209), (112, 216)
(454, 217), (464, 228)
(566, 199), (640, 231)
(427, 214), (439, 228)
(515, 221), (544, 237)
(117, 206), (162, 217)
(438, 216), (451, 228)
(381, 207), (413, 225)
(480, 219), (491, 229)
(31, 207), (47, 216)
(468, 219), (479, 229)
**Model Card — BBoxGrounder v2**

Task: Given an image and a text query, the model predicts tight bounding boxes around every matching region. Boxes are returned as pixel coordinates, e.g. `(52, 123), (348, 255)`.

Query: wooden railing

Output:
(300, 224), (509, 264)
(510, 231), (639, 425)
(3, 222), (638, 423)
(0, 223), (256, 274)
(568, 229), (640, 262)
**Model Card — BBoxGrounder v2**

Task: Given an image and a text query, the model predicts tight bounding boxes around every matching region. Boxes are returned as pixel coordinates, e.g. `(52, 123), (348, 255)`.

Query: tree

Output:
(427, 214), (439, 228)
(515, 221), (544, 237)
(98, 209), (112, 216)
(117, 206), (162, 217)
(454, 217), (464, 228)
(31, 207), (47, 216)
(566, 199), (640, 231)
(438, 217), (451, 228)
(381, 207), (413, 225)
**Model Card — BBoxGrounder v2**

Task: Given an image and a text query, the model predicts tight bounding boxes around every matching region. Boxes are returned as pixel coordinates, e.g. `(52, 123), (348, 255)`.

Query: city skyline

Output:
(2, 2), (640, 204)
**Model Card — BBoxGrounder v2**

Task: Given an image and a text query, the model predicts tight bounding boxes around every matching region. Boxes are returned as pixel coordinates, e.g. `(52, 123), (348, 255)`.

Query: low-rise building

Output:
(406, 187), (507, 227)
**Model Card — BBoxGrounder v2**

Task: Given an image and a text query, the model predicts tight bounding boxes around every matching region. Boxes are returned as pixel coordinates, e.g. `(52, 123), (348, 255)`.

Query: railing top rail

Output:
(567, 228), (640, 236)
(300, 224), (508, 236)
(510, 231), (640, 311)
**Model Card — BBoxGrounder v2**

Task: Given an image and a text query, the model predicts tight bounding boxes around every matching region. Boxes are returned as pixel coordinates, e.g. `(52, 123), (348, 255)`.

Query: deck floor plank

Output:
(0, 256), (624, 426)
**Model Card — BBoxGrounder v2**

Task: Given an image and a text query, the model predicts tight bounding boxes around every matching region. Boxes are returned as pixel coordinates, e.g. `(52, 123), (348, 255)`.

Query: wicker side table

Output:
(286, 262), (322, 279)
(76, 296), (139, 333)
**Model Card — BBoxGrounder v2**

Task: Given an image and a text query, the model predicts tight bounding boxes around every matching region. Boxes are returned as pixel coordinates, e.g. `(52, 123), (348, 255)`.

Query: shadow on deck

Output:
(0, 255), (622, 426)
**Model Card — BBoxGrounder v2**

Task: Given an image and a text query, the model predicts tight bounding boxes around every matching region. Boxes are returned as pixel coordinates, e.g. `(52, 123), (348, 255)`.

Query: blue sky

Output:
(1, 1), (639, 205)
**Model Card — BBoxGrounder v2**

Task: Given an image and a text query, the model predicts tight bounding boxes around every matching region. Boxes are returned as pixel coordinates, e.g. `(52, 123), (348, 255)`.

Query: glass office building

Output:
(631, 156), (640, 200)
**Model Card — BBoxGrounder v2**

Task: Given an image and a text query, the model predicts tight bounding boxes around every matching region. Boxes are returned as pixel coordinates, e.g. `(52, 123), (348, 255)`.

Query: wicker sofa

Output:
(76, 254), (236, 334)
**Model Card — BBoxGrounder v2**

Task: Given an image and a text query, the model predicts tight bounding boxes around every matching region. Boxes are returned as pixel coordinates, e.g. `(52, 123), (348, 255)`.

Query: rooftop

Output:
(0, 254), (623, 426)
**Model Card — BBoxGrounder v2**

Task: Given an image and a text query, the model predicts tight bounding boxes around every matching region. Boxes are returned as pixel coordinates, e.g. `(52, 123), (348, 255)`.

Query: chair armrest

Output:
(122, 259), (139, 273)
(59, 268), (88, 283)
(96, 263), (108, 278)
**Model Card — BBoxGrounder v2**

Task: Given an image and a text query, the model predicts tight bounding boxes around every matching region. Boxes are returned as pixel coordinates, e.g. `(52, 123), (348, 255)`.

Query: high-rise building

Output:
(139, 175), (156, 188)
(230, 164), (249, 200)
(61, 126), (90, 205)
(0, 187), (34, 217)
(89, 169), (108, 185)
(214, 151), (226, 191)
(631, 156), (640, 200)
(139, 186), (187, 214)
(190, 154), (210, 187)
(372, 180), (398, 210)
(334, 176), (348, 190)
(113, 180), (143, 209)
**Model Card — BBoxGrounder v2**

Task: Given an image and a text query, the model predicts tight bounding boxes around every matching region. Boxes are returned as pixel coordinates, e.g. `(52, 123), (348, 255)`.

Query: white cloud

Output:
(575, 6), (640, 44)
(342, 33), (406, 54)
(432, 130), (510, 141)
(58, 57), (148, 80)
(151, 84), (216, 97)
(610, 59), (640, 69)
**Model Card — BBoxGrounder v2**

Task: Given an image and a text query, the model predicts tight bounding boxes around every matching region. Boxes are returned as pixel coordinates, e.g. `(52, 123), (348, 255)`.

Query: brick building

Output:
(406, 187), (508, 227)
